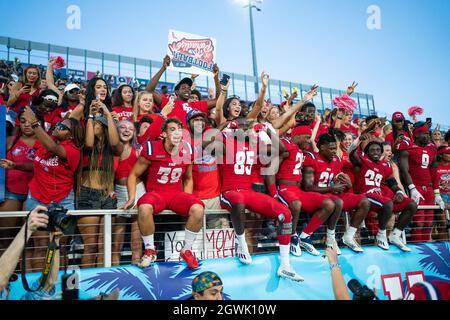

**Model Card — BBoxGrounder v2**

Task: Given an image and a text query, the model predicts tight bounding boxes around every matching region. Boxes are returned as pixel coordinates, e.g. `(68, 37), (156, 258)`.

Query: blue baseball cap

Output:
(186, 108), (207, 124)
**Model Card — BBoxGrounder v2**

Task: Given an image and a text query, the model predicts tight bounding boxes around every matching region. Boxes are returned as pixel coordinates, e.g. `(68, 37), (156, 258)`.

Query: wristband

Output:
(88, 114), (95, 120)
(396, 190), (405, 196)
(408, 184), (416, 191)
(220, 90), (227, 95)
(330, 263), (340, 270)
(434, 189), (441, 195)
(31, 122), (41, 129)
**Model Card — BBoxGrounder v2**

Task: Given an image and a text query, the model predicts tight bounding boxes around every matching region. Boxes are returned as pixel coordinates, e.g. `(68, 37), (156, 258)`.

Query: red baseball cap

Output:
(392, 112), (405, 121)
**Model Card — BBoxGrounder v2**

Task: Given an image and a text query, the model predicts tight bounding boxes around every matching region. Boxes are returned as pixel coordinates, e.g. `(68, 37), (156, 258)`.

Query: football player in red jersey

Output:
(123, 118), (205, 269)
(211, 116), (305, 282)
(397, 124), (438, 242)
(349, 136), (417, 251)
(303, 134), (370, 253)
(431, 146), (450, 209)
(265, 125), (339, 256)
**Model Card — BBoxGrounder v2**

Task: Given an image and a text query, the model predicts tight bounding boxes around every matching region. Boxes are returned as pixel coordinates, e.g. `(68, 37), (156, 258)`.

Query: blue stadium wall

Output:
(9, 242), (450, 300)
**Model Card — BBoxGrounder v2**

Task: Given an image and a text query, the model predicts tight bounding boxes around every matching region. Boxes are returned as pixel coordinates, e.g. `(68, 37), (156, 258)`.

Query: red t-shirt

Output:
(160, 95), (209, 127)
(28, 139), (81, 204)
(9, 89), (40, 113)
(112, 105), (134, 121)
(140, 140), (193, 193)
(276, 138), (303, 183)
(303, 151), (343, 188)
(385, 130), (413, 146)
(339, 123), (359, 137)
(0, 95), (5, 105)
(353, 150), (394, 194)
(115, 148), (138, 180)
(136, 114), (165, 144)
(54, 104), (78, 119)
(218, 133), (257, 192)
(6, 138), (35, 195)
(192, 139), (220, 199)
(396, 140), (437, 187)
(432, 163), (450, 194)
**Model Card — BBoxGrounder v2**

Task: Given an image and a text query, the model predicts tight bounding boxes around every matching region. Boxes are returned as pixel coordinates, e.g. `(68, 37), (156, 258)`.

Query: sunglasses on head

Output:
(43, 95), (58, 103)
(56, 121), (70, 131)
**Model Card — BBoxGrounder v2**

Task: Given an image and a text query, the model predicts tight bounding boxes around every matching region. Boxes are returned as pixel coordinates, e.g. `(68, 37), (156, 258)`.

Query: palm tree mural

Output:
(81, 260), (231, 300)
(414, 242), (449, 280)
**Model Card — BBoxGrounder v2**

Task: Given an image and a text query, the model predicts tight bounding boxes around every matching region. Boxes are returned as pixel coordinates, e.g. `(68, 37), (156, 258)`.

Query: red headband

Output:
(291, 125), (312, 137)
(413, 126), (429, 136)
(438, 146), (450, 155)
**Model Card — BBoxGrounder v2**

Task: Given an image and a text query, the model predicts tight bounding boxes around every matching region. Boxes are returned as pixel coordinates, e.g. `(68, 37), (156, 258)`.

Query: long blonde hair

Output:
(133, 91), (153, 122)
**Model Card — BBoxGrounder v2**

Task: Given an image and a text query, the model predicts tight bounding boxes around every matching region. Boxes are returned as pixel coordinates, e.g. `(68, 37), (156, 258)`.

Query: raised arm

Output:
(22, 106), (69, 160)
(215, 76), (231, 125)
(247, 72), (269, 120)
(146, 55), (171, 106)
(46, 58), (62, 102)
(205, 64), (220, 109)
(271, 85), (318, 129)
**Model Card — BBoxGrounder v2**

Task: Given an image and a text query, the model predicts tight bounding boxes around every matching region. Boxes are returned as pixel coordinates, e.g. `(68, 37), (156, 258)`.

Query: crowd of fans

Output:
(0, 55), (449, 282)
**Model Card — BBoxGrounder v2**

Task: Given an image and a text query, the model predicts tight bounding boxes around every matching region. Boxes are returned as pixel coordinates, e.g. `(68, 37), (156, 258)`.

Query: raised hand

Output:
(261, 71), (269, 87)
(163, 55), (171, 69)
(48, 57), (57, 67)
(303, 85), (319, 102)
(27, 205), (49, 233)
(191, 74), (199, 80)
(220, 75), (231, 91)
(212, 64), (219, 78)
(23, 106), (38, 123)
(346, 81), (358, 96)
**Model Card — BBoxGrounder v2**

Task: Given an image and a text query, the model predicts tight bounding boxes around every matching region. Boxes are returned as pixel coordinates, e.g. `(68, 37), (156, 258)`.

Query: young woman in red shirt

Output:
(7, 65), (42, 113)
(112, 84), (135, 121)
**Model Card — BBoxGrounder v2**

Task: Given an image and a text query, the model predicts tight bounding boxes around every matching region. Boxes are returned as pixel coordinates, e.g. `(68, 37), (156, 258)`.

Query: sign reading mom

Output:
(167, 29), (217, 75)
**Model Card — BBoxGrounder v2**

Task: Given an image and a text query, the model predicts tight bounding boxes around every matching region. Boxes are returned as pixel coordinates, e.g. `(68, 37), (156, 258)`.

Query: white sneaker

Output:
(342, 235), (364, 253)
(376, 233), (390, 250)
(235, 243), (252, 264)
(326, 238), (342, 255)
(290, 235), (302, 257)
(277, 265), (304, 282)
(138, 249), (157, 268)
(388, 234), (411, 252)
(298, 236), (321, 256)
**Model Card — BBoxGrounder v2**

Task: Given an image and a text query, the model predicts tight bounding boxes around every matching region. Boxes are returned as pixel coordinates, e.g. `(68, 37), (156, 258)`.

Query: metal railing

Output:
(0, 206), (448, 272)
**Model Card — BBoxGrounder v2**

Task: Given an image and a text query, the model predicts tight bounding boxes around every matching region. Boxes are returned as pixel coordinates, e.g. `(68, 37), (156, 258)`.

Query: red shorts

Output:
(220, 189), (291, 222)
(365, 192), (413, 212)
(137, 191), (204, 216)
(277, 185), (331, 213)
(327, 192), (366, 212)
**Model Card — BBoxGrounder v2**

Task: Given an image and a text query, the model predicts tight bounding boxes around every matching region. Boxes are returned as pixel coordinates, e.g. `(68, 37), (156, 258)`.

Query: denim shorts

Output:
(442, 193), (450, 206)
(77, 186), (117, 210)
(25, 191), (75, 211)
(3, 190), (27, 203)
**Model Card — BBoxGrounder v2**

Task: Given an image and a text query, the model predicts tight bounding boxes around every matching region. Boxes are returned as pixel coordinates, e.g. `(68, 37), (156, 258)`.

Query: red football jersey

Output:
(112, 105), (134, 121)
(353, 150), (393, 194)
(397, 140), (437, 186)
(276, 138), (303, 183)
(218, 133), (257, 192)
(303, 151), (343, 187)
(432, 162), (450, 194)
(140, 140), (193, 192)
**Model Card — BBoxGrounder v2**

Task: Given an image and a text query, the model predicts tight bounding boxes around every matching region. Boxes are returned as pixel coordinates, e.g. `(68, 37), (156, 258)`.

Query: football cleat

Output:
(326, 238), (342, 255)
(388, 234), (411, 252)
(138, 248), (157, 268)
(235, 242), (252, 264)
(376, 233), (390, 250)
(277, 265), (304, 282)
(299, 236), (320, 256)
(180, 249), (199, 269)
(290, 235), (302, 257)
(342, 235), (364, 253)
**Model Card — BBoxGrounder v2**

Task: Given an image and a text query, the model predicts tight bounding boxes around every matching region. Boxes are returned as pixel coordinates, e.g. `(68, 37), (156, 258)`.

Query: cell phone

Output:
(220, 74), (230, 86)
(169, 95), (175, 105)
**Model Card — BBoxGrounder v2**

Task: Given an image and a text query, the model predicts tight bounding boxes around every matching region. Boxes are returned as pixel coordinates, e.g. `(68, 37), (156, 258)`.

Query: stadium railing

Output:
(0, 206), (449, 272)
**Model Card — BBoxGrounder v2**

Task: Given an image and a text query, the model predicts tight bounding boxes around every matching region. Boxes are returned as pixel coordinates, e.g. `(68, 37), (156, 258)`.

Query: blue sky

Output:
(1, 0), (449, 124)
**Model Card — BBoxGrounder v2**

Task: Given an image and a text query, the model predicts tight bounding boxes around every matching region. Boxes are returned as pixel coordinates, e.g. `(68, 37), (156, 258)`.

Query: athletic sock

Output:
(279, 245), (290, 269)
(345, 226), (357, 239)
(182, 229), (199, 251)
(301, 215), (325, 237)
(391, 228), (402, 238)
(378, 229), (387, 237)
(142, 234), (155, 250)
(236, 233), (249, 252)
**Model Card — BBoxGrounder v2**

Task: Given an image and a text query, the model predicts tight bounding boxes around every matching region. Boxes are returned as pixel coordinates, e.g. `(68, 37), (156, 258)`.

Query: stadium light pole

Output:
(240, 0), (262, 95)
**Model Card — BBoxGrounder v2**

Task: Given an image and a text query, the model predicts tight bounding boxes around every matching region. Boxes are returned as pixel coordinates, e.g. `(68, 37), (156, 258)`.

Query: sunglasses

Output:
(228, 95), (241, 100)
(394, 119), (404, 123)
(56, 122), (70, 131)
(43, 96), (58, 103)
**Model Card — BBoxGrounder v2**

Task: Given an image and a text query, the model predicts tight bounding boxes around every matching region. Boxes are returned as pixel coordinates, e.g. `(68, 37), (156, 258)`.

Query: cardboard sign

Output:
(167, 29), (216, 75)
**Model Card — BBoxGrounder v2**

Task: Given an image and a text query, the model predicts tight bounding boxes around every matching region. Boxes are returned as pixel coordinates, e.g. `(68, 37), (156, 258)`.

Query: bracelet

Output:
(434, 189), (441, 195)
(330, 263), (340, 270)
(160, 113), (167, 120)
(408, 184), (416, 191)
(220, 90), (228, 95)
(88, 114), (95, 120)
(396, 190), (405, 195)
(31, 121), (41, 129)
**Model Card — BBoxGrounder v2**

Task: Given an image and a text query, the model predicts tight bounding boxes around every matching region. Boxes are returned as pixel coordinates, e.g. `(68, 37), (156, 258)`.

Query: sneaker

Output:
(376, 233), (389, 250)
(180, 249), (199, 269)
(388, 234), (411, 252)
(342, 235), (364, 253)
(290, 235), (302, 257)
(235, 242), (252, 264)
(277, 265), (304, 282)
(326, 238), (342, 255)
(298, 236), (320, 256)
(138, 248), (157, 268)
